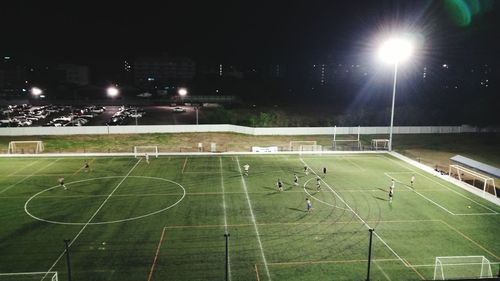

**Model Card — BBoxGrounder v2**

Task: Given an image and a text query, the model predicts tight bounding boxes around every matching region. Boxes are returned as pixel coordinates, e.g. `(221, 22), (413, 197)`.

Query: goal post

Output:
(133, 146), (159, 158)
(289, 141), (317, 151)
(433, 256), (493, 280)
(371, 139), (389, 150)
(449, 164), (497, 196)
(8, 141), (44, 154)
(0, 271), (58, 281)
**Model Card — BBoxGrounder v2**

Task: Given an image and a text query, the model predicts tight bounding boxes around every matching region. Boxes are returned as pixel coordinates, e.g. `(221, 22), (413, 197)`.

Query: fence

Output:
(0, 124), (488, 136)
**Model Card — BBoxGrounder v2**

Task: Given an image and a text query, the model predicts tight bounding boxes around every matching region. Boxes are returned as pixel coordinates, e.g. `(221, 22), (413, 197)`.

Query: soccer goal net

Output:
(433, 256), (493, 280)
(133, 146), (159, 158)
(289, 141), (317, 151)
(0, 271), (58, 281)
(449, 165), (497, 196)
(8, 141), (44, 154)
(371, 139), (389, 150)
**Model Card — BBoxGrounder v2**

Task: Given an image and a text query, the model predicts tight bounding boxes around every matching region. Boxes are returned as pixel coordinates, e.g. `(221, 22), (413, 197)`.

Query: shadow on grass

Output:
(373, 195), (389, 201)
(288, 207), (307, 213)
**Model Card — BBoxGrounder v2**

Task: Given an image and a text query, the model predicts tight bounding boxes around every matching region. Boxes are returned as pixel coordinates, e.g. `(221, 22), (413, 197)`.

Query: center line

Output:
(40, 158), (142, 280)
(236, 157), (271, 281)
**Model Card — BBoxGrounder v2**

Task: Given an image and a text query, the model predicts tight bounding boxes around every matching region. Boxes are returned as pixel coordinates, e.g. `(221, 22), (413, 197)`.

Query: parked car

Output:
(173, 107), (186, 112)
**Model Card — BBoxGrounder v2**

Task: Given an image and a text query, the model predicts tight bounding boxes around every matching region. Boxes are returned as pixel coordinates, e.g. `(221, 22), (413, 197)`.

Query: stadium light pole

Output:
(378, 37), (413, 151)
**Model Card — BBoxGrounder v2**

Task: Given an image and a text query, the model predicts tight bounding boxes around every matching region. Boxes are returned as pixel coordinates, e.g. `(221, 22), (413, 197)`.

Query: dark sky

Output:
(1, 0), (499, 65)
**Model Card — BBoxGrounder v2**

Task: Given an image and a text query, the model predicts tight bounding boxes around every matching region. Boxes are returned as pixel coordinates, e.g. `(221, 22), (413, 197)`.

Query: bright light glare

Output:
(31, 87), (42, 96)
(107, 87), (119, 97)
(178, 88), (187, 96)
(378, 38), (413, 64)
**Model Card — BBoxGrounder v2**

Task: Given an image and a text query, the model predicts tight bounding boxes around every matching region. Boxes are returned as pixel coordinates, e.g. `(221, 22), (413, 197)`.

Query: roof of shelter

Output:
(450, 155), (500, 178)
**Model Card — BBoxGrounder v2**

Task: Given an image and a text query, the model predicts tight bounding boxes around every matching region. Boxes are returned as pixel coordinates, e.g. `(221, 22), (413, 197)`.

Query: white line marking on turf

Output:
(181, 157), (188, 174)
(236, 156), (272, 281)
(40, 158), (142, 281)
(0, 158), (61, 195)
(374, 260), (392, 281)
(219, 157), (232, 281)
(300, 158), (410, 268)
(25, 175), (185, 225)
(4, 159), (41, 177)
(384, 156), (498, 214)
(384, 173), (455, 215)
(302, 178), (350, 211)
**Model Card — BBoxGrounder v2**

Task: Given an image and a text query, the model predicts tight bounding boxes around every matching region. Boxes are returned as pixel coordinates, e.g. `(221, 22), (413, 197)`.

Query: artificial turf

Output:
(0, 154), (498, 280)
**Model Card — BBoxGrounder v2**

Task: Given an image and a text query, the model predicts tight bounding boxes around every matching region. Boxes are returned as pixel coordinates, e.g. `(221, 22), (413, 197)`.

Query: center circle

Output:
(24, 176), (185, 225)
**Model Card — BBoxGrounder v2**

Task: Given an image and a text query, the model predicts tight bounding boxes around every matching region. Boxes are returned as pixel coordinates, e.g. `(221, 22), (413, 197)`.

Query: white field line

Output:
(219, 157), (232, 281)
(384, 156), (498, 214)
(411, 261), (500, 268)
(384, 173), (455, 215)
(4, 159), (41, 177)
(40, 158), (142, 281)
(235, 156), (271, 281)
(302, 178), (351, 211)
(300, 158), (410, 268)
(0, 159), (61, 195)
(374, 260), (392, 281)
(181, 157), (188, 174)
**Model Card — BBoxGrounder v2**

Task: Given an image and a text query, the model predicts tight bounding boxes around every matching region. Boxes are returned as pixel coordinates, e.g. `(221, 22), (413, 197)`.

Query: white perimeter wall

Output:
(0, 124), (493, 136)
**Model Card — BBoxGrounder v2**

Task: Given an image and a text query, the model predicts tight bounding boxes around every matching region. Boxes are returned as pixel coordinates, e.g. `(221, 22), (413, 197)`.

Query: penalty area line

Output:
(147, 227), (167, 281)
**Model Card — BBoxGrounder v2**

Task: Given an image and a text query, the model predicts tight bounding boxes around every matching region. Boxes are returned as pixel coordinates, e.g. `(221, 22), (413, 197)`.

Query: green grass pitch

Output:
(0, 154), (499, 281)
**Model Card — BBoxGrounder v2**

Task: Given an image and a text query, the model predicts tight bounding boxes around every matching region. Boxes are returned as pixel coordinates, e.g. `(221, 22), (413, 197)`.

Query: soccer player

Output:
(293, 173), (299, 186)
(243, 164), (250, 176)
(84, 160), (90, 172)
(306, 198), (313, 212)
(304, 165), (309, 175)
(145, 153), (150, 164)
(316, 177), (321, 191)
(277, 178), (283, 192)
(388, 179), (395, 203)
(323, 167), (327, 177)
(410, 175), (415, 187)
(58, 177), (67, 190)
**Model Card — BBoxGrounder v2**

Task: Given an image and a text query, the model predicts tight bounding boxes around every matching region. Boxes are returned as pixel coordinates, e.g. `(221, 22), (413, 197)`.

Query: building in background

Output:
(134, 54), (196, 87)
(56, 64), (89, 86)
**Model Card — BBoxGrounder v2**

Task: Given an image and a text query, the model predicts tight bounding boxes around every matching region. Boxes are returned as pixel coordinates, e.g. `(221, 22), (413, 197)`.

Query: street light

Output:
(378, 37), (413, 151)
(31, 87), (43, 96)
(178, 88), (187, 97)
(107, 86), (119, 98)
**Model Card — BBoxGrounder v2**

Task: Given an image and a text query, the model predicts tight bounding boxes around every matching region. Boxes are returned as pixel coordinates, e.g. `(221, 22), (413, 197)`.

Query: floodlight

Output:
(378, 38), (413, 64)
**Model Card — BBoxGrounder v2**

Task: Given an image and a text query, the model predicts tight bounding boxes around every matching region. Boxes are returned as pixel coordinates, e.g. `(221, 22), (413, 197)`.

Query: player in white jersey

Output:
(58, 177), (67, 190)
(410, 175), (415, 187)
(306, 198), (313, 212)
(276, 179), (283, 192)
(243, 164), (250, 176)
(145, 153), (150, 164)
(389, 179), (395, 203)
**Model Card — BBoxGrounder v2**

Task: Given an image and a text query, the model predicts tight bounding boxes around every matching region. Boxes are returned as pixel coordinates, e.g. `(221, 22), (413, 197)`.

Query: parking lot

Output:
(0, 105), (204, 127)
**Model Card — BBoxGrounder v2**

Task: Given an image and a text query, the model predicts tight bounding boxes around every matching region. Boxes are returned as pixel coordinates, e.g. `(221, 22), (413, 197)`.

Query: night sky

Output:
(1, 0), (499, 65)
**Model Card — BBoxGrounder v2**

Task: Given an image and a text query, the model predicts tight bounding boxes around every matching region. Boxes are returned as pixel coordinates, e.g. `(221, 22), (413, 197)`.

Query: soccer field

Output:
(0, 154), (499, 281)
